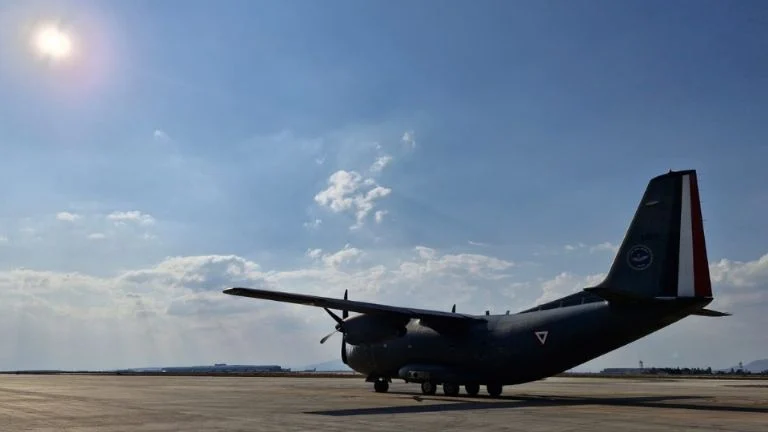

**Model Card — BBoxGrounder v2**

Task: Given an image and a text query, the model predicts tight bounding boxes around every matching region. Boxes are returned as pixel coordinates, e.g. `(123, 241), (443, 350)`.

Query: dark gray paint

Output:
(225, 170), (724, 395)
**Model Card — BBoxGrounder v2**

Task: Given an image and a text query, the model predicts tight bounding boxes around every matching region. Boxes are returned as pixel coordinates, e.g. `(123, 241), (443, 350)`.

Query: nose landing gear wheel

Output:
(486, 383), (503, 398)
(420, 381), (437, 395)
(465, 383), (480, 396)
(373, 378), (389, 393)
(443, 383), (460, 396)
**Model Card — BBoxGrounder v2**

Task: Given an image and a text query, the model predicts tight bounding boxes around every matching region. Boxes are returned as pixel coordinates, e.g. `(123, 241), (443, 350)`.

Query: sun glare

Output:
(34, 25), (73, 60)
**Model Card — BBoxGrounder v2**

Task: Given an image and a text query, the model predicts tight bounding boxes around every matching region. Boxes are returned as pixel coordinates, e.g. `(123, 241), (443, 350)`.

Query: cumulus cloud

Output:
(402, 130), (416, 149)
(305, 248), (323, 259)
(153, 129), (171, 142)
(709, 253), (768, 308)
(56, 212), (81, 222)
(369, 155), (393, 173)
(559, 242), (620, 254)
(303, 218), (322, 230)
(0, 236), (764, 371)
(0, 244), (520, 368)
(321, 244), (364, 268)
(590, 242), (620, 253)
(314, 170), (392, 229)
(107, 211), (156, 226)
(532, 272), (606, 305)
(374, 210), (388, 224)
(398, 246), (514, 282)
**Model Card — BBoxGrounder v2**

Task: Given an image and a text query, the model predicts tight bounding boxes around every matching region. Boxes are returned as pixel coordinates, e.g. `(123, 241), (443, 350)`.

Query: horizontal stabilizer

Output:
(690, 308), (731, 317)
(584, 287), (714, 308)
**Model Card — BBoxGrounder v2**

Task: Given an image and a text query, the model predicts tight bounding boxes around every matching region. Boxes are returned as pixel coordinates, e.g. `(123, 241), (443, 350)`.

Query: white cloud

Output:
(374, 210), (388, 224)
(532, 272), (606, 306)
(414, 245), (436, 260)
(303, 219), (322, 230)
(402, 130), (416, 149)
(0, 226), (764, 372)
(314, 170), (392, 229)
(107, 211), (156, 226)
(564, 242), (587, 252)
(305, 248), (323, 260)
(0, 235), (8, 244)
(558, 242), (619, 254)
(369, 155), (393, 173)
(87, 233), (106, 240)
(321, 244), (364, 268)
(709, 253), (768, 308)
(398, 246), (514, 282)
(590, 242), (620, 254)
(56, 212), (81, 222)
(153, 129), (171, 142)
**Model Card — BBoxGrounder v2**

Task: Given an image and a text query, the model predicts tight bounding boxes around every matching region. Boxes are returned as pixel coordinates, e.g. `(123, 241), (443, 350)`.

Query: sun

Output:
(34, 25), (73, 60)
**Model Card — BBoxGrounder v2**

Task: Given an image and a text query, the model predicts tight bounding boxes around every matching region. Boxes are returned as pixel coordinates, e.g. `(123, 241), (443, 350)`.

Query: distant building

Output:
(600, 368), (647, 375)
(160, 364), (288, 373)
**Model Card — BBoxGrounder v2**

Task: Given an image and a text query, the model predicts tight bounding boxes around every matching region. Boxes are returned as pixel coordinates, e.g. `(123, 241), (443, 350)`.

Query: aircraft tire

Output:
(420, 381), (437, 395)
(443, 383), (460, 397)
(486, 383), (502, 398)
(464, 383), (480, 396)
(374, 379), (389, 393)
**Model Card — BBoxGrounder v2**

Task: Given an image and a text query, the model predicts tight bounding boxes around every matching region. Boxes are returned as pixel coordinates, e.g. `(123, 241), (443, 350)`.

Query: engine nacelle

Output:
(341, 314), (408, 345)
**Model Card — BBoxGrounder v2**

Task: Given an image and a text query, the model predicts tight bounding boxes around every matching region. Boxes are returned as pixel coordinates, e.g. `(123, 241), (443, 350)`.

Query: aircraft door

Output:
(470, 317), (497, 365)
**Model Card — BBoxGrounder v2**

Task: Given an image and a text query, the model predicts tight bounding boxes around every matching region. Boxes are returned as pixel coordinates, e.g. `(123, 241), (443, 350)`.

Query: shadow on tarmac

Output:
(307, 393), (768, 416)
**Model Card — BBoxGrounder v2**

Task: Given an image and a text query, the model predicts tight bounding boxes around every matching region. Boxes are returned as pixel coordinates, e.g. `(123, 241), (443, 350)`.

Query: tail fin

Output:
(592, 170), (713, 300)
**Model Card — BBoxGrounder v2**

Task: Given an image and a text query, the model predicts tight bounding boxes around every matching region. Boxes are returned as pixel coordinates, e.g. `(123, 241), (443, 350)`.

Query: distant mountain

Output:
(303, 359), (351, 372)
(720, 359), (768, 373)
(741, 359), (768, 373)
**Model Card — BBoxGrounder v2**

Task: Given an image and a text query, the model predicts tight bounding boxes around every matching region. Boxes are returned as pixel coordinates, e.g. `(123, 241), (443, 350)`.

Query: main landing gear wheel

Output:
(486, 383), (503, 398)
(465, 383), (480, 396)
(443, 383), (460, 397)
(373, 378), (389, 393)
(421, 381), (437, 395)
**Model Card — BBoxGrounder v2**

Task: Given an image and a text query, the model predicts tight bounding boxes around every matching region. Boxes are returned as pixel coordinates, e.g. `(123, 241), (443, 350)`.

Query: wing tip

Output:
(691, 308), (731, 317)
(223, 287), (245, 295)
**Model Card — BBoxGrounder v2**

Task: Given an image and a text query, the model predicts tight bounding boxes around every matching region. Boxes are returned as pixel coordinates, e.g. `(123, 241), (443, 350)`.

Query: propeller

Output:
(318, 290), (350, 365)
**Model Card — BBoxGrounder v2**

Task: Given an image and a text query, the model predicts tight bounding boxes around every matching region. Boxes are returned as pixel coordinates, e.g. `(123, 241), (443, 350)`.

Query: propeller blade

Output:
(341, 289), (349, 365)
(320, 330), (337, 344)
(323, 308), (344, 325)
(343, 289), (349, 319)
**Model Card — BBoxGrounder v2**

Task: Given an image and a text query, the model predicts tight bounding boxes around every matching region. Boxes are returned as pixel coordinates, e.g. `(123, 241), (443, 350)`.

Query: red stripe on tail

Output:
(689, 173), (712, 297)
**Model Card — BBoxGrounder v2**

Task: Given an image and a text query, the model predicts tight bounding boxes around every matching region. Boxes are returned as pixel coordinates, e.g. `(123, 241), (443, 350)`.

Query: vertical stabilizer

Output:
(594, 170), (712, 299)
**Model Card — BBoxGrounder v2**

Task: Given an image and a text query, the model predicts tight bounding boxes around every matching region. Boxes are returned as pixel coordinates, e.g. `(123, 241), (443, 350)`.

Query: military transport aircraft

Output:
(224, 169), (728, 398)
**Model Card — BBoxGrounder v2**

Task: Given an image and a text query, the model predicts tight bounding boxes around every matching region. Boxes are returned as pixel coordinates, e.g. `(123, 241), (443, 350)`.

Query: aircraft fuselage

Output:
(344, 300), (704, 386)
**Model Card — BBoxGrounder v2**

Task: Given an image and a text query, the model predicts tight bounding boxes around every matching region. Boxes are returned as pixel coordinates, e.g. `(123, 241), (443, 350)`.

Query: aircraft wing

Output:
(223, 287), (485, 326)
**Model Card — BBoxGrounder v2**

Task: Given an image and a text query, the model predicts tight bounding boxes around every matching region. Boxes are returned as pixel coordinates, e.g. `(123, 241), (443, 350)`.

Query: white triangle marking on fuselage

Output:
(535, 331), (548, 345)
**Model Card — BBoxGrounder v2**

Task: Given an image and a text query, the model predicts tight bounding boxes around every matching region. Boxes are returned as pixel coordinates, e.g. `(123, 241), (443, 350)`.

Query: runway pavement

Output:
(0, 375), (765, 431)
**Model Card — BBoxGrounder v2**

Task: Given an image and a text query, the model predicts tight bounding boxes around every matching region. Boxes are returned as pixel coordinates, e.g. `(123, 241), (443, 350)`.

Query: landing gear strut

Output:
(373, 378), (389, 393)
(443, 383), (460, 396)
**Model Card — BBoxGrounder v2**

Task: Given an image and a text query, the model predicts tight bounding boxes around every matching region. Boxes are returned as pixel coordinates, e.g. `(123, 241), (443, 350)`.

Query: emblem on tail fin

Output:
(627, 245), (653, 271)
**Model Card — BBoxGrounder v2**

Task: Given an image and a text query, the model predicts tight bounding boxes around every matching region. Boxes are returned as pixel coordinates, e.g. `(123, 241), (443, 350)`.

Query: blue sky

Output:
(0, 0), (765, 370)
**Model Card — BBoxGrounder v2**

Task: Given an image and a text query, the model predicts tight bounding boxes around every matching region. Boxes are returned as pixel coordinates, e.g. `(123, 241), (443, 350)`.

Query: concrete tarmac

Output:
(0, 375), (766, 431)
